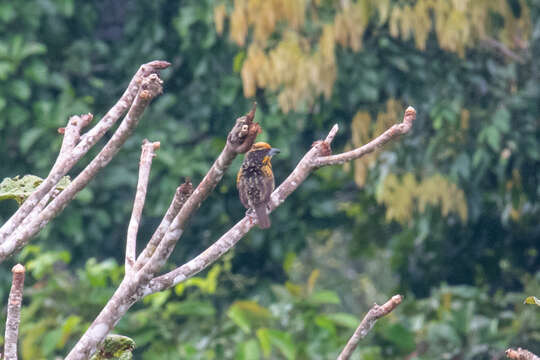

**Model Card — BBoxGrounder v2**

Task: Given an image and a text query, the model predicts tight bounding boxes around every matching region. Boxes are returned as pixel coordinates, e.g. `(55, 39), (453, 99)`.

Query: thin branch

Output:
(0, 61), (170, 245)
(125, 140), (160, 275)
(313, 106), (415, 167)
(144, 107), (415, 294)
(0, 72), (166, 262)
(337, 295), (403, 360)
(52, 114), (94, 172)
(3, 264), (26, 360)
(481, 36), (526, 64)
(134, 179), (193, 271)
(134, 103), (260, 279)
(506, 348), (540, 360)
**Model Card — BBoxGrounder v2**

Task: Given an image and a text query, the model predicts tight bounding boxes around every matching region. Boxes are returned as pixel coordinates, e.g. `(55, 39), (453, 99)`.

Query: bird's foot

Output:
(245, 208), (256, 225)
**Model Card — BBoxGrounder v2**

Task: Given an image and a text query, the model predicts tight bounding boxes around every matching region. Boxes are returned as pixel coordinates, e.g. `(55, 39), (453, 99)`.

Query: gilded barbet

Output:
(236, 142), (280, 228)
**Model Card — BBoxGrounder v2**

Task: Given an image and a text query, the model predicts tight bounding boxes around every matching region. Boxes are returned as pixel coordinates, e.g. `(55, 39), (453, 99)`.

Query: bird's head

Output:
(245, 142), (280, 166)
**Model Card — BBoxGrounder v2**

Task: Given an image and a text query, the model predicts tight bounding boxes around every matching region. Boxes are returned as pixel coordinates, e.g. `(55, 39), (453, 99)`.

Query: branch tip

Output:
(325, 124), (339, 144)
(506, 348), (540, 360)
(246, 102), (257, 122)
(337, 294), (403, 360)
(227, 104), (262, 153)
(11, 264), (25, 273)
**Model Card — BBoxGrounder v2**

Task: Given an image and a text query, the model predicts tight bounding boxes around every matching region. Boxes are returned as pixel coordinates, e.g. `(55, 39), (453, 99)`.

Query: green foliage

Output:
(0, 175), (70, 205)
(524, 296), (540, 306)
(90, 335), (135, 360)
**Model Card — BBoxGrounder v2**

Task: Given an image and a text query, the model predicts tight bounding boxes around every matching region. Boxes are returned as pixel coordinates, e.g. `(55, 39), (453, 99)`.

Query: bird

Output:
(237, 142), (280, 229)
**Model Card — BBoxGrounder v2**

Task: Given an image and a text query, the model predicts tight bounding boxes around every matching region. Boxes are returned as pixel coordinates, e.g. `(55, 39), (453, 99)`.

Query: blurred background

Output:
(0, 0), (539, 359)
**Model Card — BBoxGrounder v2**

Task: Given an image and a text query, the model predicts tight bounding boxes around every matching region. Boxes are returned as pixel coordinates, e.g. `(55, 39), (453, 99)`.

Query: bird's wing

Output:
(260, 171), (275, 204)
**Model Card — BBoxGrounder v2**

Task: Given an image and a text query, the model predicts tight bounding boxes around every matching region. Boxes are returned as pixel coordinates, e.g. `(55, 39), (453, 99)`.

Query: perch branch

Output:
(0, 72), (166, 262)
(506, 348), (540, 360)
(144, 107), (415, 294)
(125, 140), (160, 275)
(134, 103), (260, 279)
(3, 264), (26, 360)
(65, 104), (260, 360)
(0, 61), (169, 244)
(337, 295), (403, 360)
(67, 106), (414, 359)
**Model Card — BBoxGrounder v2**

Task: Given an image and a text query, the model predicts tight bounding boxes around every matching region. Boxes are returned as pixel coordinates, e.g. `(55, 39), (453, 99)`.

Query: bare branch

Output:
(125, 140), (160, 275)
(134, 179), (193, 271)
(144, 107), (415, 294)
(65, 104), (260, 360)
(313, 106), (415, 167)
(67, 105), (413, 359)
(337, 295), (403, 360)
(134, 104), (260, 279)
(0, 72), (166, 262)
(3, 264), (26, 360)
(53, 114), (94, 171)
(0, 61), (170, 245)
(506, 348), (540, 360)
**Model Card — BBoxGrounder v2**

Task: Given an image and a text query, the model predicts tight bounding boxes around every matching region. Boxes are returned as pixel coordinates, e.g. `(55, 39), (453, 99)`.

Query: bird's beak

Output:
(268, 148), (280, 157)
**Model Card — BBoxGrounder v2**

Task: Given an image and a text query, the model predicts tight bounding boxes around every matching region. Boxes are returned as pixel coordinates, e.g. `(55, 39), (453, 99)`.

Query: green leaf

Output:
(256, 328), (271, 358)
(524, 296), (540, 306)
(142, 290), (171, 308)
(493, 107), (510, 133)
(41, 327), (63, 355)
(227, 304), (252, 333)
(165, 300), (216, 317)
(314, 315), (337, 334)
(90, 335), (135, 360)
(326, 313), (360, 329)
(20, 42), (47, 59)
(266, 329), (295, 360)
(12, 79), (32, 100)
(308, 290), (341, 305)
(20, 128), (44, 154)
(377, 321), (416, 352)
(236, 339), (260, 360)
(59, 315), (82, 347)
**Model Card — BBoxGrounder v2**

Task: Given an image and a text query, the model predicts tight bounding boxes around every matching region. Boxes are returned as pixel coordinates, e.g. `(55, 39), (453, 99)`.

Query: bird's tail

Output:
(254, 204), (271, 229)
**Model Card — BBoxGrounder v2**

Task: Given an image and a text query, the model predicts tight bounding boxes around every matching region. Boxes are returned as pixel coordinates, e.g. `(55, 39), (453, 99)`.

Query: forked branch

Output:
(125, 140), (160, 275)
(144, 107), (416, 294)
(0, 67), (168, 262)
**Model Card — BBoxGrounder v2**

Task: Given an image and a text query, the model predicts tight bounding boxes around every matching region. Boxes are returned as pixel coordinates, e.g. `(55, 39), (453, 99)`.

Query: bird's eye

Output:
(241, 124), (249, 132)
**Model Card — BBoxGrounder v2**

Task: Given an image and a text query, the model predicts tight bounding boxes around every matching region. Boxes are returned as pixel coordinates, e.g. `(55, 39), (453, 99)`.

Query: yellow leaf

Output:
(214, 4), (227, 35)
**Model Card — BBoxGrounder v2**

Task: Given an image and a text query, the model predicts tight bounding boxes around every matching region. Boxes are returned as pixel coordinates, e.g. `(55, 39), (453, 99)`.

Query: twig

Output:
(0, 72), (166, 262)
(3, 264), (26, 360)
(0, 61), (170, 246)
(337, 295), (403, 360)
(506, 348), (540, 360)
(313, 106), (415, 167)
(481, 36), (526, 64)
(125, 140), (160, 275)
